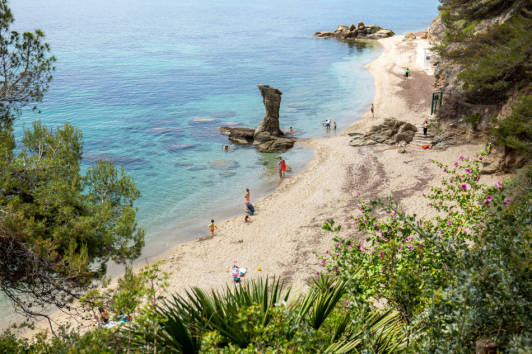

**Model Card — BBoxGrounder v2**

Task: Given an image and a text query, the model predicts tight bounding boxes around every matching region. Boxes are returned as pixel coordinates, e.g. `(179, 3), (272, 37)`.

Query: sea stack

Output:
(219, 84), (296, 153)
(254, 85), (285, 143)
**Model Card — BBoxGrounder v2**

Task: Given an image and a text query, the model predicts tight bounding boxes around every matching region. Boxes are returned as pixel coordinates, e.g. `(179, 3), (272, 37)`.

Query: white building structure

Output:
(416, 41), (438, 75)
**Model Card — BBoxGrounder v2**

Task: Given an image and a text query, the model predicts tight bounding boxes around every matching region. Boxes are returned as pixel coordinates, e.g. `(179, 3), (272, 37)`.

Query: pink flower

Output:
(497, 181), (502, 190)
(465, 168), (471, 174)
(443, 168), (447, 172)
(461, 184), (467, 191)
(454, 162), (459, 167)
(479, 157), (483, 161)
(348, 244), (353, 249)
(356, 192), (360, 196)
(344, 302), (350, 308)
(316, 272), (320, 277)
(486, 195), (492, 202)
(321, 261), (326, 266)
(459, 156), (464, 161)
(485, 201), (490, 206)
(325, 250), (329, 255)
(504, 198), (510, 206)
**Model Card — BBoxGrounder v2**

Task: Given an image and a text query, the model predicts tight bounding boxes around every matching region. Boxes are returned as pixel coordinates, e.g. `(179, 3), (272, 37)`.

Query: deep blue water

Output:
(6, 0), (438, 299)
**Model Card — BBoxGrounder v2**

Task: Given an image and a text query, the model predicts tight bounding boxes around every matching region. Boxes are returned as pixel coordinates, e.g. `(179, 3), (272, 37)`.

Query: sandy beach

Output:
(25, 34), (502, 335)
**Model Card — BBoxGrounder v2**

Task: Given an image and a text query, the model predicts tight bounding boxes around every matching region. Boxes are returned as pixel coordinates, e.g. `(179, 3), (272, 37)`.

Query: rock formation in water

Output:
(254, 85), (285, 143)
(219, 85), (296, 153)
(315, 22), (395, 40)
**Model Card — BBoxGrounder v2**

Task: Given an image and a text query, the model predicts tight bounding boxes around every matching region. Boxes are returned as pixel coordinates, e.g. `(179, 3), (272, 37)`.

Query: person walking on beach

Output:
(423, 121), (429, 137)
(405, 68), (410, 81)
(244, 188), (250, 205)
(371, 103), (374, 118)
(209, 219), (217, 236)
(278, 156), (285, 178)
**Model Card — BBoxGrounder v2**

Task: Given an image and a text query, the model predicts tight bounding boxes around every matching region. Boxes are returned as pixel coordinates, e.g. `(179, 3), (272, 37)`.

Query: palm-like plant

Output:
(154, 275), (406, 353)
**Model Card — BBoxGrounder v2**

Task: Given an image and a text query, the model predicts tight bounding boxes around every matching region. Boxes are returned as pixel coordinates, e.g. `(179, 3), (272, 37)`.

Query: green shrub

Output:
(494, 95), (532, 155)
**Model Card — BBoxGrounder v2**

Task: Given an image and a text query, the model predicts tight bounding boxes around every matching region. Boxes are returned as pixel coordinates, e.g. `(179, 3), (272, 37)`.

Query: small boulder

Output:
(398, 148), (406, 153)
(399, 122), (417, 133)
(404, 32), (416, 41)
(395, 131), (416, 143)
(337, 24), (349, 31)
(349, 24), (356, 31)
(357, 22), (365, 30)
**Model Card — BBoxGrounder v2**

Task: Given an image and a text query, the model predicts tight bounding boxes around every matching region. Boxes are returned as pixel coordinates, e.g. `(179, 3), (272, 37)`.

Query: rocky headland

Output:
(314, 22), (395, 40)
(219, 84), (296, 153)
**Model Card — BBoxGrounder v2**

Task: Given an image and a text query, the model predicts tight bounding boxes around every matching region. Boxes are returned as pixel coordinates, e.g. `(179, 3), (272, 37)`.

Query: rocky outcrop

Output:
(219, 127), (255, 144)
(404, 32), (416, 41)
(219, 85), (296, 153)
(254, 85), (285, 143)
(315, 23), (395, 40)
(349, 118), (417, 147)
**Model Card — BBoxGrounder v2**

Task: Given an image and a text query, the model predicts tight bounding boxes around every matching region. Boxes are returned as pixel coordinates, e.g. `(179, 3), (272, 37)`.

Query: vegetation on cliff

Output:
(434, 0), (532, 159)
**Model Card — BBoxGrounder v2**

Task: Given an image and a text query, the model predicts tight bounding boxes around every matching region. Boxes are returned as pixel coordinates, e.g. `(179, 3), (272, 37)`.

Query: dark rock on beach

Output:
(315, 23), (395, 40)
(349, 118), (417, 147)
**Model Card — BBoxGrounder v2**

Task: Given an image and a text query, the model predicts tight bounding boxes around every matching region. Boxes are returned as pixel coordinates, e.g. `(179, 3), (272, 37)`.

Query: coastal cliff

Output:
(425, 2), (532, 173)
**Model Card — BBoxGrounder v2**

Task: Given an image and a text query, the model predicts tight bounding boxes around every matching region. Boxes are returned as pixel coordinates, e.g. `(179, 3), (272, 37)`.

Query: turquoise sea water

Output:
(1, 0), (439, 325)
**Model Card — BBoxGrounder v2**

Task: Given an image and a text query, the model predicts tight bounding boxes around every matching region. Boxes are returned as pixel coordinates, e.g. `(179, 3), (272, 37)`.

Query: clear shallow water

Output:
(2, 0), (439, 325)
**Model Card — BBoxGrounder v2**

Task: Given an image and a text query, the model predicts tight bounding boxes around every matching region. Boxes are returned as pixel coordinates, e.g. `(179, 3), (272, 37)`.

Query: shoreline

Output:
(23, 33), (501, 335)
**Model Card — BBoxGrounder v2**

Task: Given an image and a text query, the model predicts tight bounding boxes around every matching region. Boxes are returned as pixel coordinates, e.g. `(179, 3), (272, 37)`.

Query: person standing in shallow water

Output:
(289, 127), (294, 137)
(244, 188), (250, 205)
(278, 156), (285, 178)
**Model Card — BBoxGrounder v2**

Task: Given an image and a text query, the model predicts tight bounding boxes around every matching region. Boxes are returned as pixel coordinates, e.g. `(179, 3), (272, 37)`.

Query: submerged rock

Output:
(164, 144), (197, 153)
(219, 171), (237, 178)
(315, 23), (395, 40)
(190, 117), (220, 124)
(209, 159), (240, 170)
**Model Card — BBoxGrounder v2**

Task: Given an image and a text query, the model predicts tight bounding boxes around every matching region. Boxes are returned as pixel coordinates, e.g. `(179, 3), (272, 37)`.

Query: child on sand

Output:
(208, 219), (217, 236)
(244, 215), (252, 223)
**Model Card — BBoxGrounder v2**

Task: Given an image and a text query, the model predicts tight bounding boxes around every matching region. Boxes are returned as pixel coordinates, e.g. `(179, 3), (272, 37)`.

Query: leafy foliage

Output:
(0, 121), (145, 320)
(436, 1), (532, 104)
(0, 0), (56, 128)
(494, 95), (532, 155)
(319, 147), (532, 351)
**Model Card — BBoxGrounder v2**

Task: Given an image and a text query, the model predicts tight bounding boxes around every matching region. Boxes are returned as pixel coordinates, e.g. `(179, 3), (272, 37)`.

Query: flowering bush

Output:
(319, 146), (515, 345)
